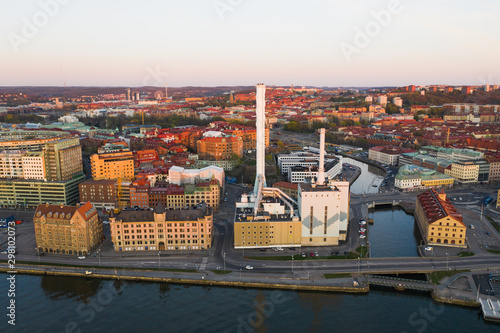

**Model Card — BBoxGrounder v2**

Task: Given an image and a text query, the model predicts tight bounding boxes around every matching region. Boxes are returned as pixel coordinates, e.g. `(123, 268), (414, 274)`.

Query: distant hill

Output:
(0, 86), (255, 98)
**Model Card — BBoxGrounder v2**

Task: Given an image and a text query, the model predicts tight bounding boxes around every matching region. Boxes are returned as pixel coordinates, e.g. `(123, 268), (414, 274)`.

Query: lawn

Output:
(429, 269), (470, 285)
(457, 252), (475, 257)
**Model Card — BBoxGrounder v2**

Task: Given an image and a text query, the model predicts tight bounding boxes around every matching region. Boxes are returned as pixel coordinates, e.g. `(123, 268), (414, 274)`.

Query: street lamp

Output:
(223, 252), (226, 272)
(358, 257), (361, 275)
(291, 255), (294, 274)
(446, 253), (449, 271)
(98, 249), (101, 267)
(240, 268), (242, 281)
(158, 251), (161, 269)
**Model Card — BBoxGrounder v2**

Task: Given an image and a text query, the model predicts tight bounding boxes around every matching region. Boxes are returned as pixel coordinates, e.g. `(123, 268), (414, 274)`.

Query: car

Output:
(360, 235), (366, 239)
(260, 248), (266, 252)
(224, 198), (227, 202)
(486, 232), (491, 236)
(78, 256), (86, 259)
(301, 252), (306, 258)
(245, 265), (253, 270)
(424, 246), (433, 251)
(310, 252), (315, 257)
(315, 251), (319, 257)
(276, 247), (283, 251)
(344, 251), (349, 256)
(470, 225), (475, 230)
(39, 252), (45, 256)
(0, 251), (7, 255)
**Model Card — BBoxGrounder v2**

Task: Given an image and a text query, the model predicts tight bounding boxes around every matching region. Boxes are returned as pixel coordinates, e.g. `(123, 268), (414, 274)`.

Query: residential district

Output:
(1, 83), (500, 322)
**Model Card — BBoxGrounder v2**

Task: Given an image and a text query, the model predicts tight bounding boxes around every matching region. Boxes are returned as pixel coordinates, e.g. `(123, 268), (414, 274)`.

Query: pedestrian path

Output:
(199, 257), (208, 271)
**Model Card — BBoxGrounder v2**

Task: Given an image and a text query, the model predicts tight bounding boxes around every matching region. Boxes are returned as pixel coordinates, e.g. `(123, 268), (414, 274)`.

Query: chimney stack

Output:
(254, 83), (267, 193)
(317, 128), (326, 185)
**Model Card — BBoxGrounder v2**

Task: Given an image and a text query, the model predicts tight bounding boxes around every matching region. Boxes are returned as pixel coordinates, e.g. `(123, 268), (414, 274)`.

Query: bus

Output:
(484, 197), (493, 205)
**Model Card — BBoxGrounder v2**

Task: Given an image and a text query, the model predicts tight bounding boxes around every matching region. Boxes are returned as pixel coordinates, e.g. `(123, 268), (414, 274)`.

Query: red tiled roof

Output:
(417, 189), (464, 226)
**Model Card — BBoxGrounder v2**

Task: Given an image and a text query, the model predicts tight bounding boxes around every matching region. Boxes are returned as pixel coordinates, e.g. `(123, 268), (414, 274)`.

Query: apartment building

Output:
(34, 202), (102, 255)
(110, 203), (213, 251)
(197, 136), (243, 160)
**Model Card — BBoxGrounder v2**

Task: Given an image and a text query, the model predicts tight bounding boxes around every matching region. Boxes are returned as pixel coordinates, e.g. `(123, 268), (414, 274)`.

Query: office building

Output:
(91, 149), (135, 181)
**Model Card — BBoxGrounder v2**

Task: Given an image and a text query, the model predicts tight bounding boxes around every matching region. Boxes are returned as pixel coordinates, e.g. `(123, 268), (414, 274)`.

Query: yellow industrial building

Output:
(415, 189), (467, 248)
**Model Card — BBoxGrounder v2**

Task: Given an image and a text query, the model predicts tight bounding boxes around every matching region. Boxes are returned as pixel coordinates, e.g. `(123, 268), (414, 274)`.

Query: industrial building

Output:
(233, 85), (350, 249)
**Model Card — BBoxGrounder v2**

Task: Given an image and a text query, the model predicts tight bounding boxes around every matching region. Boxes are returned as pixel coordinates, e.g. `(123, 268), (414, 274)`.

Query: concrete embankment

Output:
(431, 292), (480, 308)
(0, 266), (369, 294)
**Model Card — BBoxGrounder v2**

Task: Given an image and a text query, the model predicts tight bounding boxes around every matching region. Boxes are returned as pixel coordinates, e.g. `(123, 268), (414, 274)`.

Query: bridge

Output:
(367, 274), (435, 292)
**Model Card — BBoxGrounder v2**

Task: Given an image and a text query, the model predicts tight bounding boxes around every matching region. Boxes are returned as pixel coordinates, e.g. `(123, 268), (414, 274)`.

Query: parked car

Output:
(424, 246), (433, 251)
(78, 256), (86, 260)
(360, 235), (366, 239)
(245, 265), (254, 270)
(301, 252), (306, 258)
(310, 252), (315, 257)
(315, 251), (319, 257)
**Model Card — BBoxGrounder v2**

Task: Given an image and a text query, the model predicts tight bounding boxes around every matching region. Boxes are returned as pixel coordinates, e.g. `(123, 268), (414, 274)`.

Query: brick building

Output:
(79, 179), (118, 210)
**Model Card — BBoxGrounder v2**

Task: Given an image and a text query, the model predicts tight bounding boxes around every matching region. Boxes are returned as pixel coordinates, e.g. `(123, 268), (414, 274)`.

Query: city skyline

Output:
(1, 0), (499, 87)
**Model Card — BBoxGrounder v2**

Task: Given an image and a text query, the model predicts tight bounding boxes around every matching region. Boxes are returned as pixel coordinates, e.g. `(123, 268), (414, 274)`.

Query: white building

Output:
(21, 151), (46, 180)
(393, 97), (403, 107)
(0, 150), (24, 179)
(298, 180), (350, 246)
(58, 115), (79, 123)
(369, 146), (415, 166)
(377, 95), (388, 106)
(168, 165), (225, 188)
(288, 159), (342, 183)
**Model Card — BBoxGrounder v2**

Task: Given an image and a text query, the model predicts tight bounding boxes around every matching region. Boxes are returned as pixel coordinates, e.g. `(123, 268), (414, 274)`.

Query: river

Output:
(0, 274), (497, 332)
(343, 157), (385, 194)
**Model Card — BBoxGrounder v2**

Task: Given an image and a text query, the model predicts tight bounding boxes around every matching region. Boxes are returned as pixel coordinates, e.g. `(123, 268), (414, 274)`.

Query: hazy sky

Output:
(1, 0), (499, 87)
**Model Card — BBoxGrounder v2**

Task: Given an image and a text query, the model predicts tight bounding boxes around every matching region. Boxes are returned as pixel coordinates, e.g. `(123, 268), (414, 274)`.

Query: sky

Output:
(0, 0), (499, 87)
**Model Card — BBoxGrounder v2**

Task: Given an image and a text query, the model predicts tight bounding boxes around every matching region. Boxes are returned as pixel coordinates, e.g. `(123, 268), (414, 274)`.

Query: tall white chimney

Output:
(254, 83), (267, 192)
(317, 128), (326, 185)
(165, 83), (168, 99)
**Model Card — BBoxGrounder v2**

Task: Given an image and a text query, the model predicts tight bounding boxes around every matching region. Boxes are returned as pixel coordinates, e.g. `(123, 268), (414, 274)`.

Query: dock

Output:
(479, 298), (500, 322)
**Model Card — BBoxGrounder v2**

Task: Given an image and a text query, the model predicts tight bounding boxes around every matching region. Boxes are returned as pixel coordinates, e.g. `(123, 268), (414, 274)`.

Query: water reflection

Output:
(343, 157), (384, 194)
(369, 208), (420, 258)
(41, 275), (102, 302)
